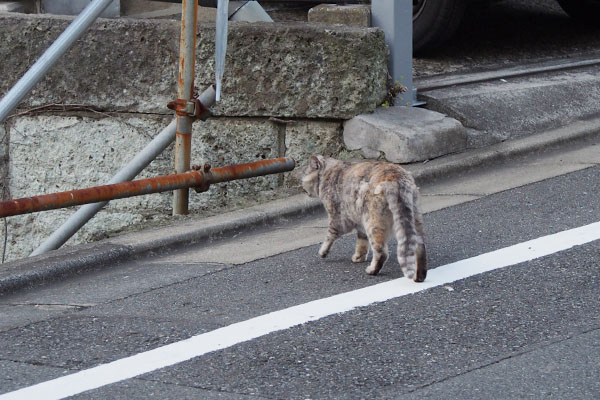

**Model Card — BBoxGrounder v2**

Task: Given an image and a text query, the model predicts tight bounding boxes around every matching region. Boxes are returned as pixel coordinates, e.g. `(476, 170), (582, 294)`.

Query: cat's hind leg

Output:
(365, 226), (389, 275)
(352, 231), (369, 263)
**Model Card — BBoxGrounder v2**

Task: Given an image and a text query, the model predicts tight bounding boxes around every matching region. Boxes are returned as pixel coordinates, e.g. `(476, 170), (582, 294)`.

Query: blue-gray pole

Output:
(0, 0), (114, 124)
(371, 0), (422, 107)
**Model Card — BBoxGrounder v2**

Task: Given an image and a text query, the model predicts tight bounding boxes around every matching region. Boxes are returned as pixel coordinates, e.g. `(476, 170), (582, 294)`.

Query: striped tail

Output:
(383, 182), (426, 282)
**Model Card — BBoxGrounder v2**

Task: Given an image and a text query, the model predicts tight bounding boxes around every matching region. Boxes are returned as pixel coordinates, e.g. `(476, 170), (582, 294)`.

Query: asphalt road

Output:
(1, 160), (599, 399)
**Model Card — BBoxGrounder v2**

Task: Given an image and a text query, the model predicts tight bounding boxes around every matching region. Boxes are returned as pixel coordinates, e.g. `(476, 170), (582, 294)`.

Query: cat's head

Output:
(301, 155), (326, 198)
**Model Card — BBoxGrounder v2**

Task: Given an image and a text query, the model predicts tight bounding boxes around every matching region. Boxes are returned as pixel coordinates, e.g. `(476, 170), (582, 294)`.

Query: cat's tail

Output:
(381, 182), (427, 282)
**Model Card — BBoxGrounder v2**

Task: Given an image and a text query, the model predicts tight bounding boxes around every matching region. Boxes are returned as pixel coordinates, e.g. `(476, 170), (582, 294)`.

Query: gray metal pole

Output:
(0, 0), (114, 124)
(30, 87), (216, 256)
(371, 0), (422, 107)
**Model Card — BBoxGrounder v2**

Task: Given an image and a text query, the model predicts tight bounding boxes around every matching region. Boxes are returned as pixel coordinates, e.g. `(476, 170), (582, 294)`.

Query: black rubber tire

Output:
(413, 0), (468, 54)
(555, 0), (600, 24)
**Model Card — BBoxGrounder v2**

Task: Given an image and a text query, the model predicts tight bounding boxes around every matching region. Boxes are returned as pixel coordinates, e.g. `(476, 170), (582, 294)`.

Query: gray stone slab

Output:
(343, 106), (467, 163)
(308, 4), (371, 27)
(0, 13), (387, 118)
(0, 242), (133, 296)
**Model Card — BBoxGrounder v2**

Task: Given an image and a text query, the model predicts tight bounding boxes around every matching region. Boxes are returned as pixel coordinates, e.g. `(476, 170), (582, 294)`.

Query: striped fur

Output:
(301, 155), (427, 282)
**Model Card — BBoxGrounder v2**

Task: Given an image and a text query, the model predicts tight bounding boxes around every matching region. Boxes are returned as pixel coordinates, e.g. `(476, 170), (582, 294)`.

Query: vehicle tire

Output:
(413, 0), (467, 54)
(555, 0), (600, 23)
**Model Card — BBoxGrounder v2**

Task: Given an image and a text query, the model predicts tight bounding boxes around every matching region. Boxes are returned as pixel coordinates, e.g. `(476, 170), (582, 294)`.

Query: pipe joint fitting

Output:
(167, 98), (211, 120)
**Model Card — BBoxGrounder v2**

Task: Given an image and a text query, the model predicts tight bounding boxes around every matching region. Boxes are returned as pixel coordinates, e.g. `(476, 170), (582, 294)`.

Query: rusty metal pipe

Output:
(0, 158), (295, 219)
(173, 0), (199, 216)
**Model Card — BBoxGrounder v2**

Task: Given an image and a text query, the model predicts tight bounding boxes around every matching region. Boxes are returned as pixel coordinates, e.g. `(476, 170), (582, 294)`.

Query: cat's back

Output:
(320, 159), (415, 206)
(335, 160), (415, 190)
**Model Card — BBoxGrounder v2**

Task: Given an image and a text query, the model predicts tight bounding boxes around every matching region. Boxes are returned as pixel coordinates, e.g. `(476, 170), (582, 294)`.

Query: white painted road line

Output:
(2, 221), (600, 400)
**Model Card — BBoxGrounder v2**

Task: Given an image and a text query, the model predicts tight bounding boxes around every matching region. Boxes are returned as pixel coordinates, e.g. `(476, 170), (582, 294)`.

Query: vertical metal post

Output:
(173, 0), (199, 215)
(0, 0), (114, 124)
(371, 0), (422, 107)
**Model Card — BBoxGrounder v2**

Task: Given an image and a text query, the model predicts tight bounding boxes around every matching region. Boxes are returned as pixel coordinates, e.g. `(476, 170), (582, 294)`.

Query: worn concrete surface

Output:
(308, 4), (371, 27)
(0, 13), (387, 262)
(0, 13), (387, 118)
(343, 106), (467, 163)
(1, 115), (341, 261)
(284, 120), (344, 186)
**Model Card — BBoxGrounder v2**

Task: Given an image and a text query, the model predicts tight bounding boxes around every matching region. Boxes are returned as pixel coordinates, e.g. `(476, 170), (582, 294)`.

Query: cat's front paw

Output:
(319, 241), (332, 258)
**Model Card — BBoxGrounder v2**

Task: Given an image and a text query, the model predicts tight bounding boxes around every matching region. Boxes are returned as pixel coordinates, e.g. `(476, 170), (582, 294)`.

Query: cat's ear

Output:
(309, 155), (324, 170)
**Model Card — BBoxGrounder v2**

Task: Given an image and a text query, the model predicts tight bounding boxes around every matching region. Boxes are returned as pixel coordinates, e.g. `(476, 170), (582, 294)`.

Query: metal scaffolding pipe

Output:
(1, 158), (295, 218)
(0, 0), (114, 124)
(29, 87), (216, 256)
(23, 0), (273, 255)
(173, 0), (199, 216)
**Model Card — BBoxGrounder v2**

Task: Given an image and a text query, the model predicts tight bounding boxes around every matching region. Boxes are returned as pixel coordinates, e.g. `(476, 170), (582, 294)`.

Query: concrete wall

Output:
(0, 13), (387, 261)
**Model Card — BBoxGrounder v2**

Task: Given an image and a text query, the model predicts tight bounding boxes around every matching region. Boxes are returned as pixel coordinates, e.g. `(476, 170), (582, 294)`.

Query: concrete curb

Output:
(0, 243), (134, 296)
(407, 116), (600, 183)
(0, 195), (324, 296)
(1, 118), (599, 295)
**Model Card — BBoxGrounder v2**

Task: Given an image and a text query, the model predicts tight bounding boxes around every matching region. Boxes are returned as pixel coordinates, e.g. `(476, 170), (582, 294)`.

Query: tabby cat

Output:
(301, 155), (427, 282)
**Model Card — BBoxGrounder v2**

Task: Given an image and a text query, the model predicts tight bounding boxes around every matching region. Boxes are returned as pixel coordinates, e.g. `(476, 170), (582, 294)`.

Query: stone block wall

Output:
(0, 13), (387, 261)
